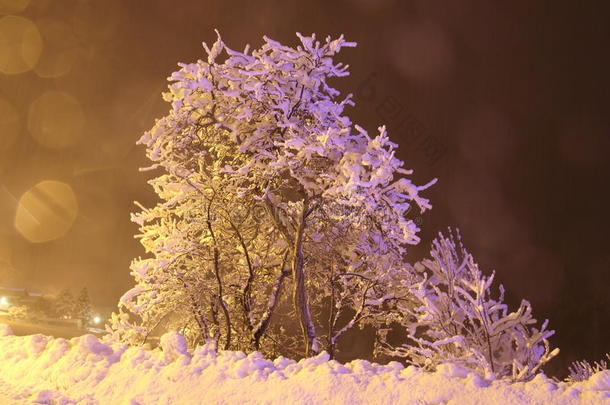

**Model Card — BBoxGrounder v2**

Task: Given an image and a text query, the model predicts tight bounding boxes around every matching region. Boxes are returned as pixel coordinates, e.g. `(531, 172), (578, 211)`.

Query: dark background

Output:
(0, 0), (608, 378)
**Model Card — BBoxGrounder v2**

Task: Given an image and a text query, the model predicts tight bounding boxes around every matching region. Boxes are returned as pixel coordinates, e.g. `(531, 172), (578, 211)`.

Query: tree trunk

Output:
(292, 200), (318, 356)
(207, 218), (232, 350)
(252, 252), (289, 350)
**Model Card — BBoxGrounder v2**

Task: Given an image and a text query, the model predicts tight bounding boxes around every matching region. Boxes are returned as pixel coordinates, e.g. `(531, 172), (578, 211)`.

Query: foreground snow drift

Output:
(0, 325), (608, 404)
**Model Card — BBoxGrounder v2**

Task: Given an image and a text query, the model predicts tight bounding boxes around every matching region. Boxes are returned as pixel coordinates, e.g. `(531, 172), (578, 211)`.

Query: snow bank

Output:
(0, 325), (608, 404)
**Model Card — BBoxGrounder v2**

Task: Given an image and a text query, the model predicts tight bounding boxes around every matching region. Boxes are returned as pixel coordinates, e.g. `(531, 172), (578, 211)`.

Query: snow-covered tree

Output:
(112, 31), (434, 357)
(55, 289), (76, 320)
(377, 229), (559, 381)
(110, 182), (289, 353)
(75, 288), (93, 326)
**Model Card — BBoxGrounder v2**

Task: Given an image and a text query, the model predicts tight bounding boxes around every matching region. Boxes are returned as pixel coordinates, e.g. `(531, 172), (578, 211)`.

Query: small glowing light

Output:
(0, 15), (42, 75)
(14, 180), (79, 243)
(0, 296), (7, 305)
(27, 91), (85, 149)
(93, 316), (101, 325)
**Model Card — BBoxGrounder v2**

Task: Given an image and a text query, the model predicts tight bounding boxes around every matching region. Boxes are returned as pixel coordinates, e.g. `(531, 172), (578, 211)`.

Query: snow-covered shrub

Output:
(377, 229), (559, 381)
(567, 353), (610, 383)
(112, 31), (434, 358)
(7, 305), (29, 321)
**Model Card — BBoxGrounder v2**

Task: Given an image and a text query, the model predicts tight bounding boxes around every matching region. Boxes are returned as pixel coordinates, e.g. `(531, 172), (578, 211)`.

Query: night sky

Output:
(0, 0), (608, 377)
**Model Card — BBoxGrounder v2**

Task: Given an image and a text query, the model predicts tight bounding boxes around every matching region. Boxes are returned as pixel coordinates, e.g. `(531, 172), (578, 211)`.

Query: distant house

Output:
(0, 286), (44, 311)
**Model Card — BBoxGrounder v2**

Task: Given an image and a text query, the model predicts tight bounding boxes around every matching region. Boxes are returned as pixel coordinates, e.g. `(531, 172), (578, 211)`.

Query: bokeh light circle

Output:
(34, 19), (79, 79)
(27, 91), (85, 149)
(0, 97), (19, 151)
(14, 180), (79, 243)
(0, 0), (30, 15)
(0, 15), (42, 74)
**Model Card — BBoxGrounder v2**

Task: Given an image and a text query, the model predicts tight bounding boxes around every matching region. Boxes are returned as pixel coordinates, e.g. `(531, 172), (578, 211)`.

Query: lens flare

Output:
(14, 180), (79, 243)
(34, 19), (79, 79)
(0, 0), (30, 14)
(0, 15), (42, 75)
(27, 91), (85, 149)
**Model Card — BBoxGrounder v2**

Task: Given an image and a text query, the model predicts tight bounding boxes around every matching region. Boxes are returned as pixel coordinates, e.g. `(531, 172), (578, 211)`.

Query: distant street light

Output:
(0, 296), (7, 305)
(93, 315), (101, 325)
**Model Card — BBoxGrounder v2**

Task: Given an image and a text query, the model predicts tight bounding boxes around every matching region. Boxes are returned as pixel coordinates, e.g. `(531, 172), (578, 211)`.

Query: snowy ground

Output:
(0, 324), (608, 404)
(0, 315), (97, 340)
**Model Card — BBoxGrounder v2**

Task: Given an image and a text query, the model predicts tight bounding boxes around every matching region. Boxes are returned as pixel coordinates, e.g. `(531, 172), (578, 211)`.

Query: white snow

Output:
(0, 325), (608, 404)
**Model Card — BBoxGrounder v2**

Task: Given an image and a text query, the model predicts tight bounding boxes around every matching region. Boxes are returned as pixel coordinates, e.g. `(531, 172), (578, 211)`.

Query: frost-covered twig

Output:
(566, 353), (610, 383)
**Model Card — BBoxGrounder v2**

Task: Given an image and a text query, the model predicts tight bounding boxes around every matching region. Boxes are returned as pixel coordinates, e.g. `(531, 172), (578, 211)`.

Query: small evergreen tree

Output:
(55, 289), (76, 319)
(75, 288), (93, 327)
